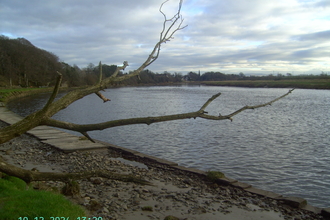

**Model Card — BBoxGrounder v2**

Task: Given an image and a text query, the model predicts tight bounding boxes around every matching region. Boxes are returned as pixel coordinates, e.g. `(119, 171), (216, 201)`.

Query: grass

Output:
(0, 174), (86, 219)
(164, 216), (180, 220)
(206, 171), (225, 182)
(0, 87), (45, 102)
(141, 206), (153, 211)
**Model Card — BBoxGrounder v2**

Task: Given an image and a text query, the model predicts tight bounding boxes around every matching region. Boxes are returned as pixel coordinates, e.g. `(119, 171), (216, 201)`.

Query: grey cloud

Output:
(297, 30), (330, 41)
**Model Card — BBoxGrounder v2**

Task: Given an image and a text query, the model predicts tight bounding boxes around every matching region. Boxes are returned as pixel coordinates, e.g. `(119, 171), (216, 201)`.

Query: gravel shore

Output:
(0, 121), (326, 220)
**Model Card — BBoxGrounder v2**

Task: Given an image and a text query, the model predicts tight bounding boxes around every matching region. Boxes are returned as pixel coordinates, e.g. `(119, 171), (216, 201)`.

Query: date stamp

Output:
(18, 217), (102, 220)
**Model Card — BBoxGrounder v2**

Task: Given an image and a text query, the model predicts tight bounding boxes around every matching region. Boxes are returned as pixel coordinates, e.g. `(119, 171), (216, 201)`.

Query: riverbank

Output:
(0, 86), (77, 103)
(0, 118), (329, 219)
(1, 78), (329, 104)
(1, 85), (328, 218)
(199, 79), (330, 90)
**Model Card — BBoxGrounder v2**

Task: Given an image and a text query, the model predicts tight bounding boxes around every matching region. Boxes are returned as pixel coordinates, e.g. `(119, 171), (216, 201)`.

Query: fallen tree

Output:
(0, 0), (294, 185)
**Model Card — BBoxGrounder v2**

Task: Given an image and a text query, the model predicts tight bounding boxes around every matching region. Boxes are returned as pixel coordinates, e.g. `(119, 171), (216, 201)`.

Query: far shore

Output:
(1, 78), (329, 104)
(197, 78), (330, 90)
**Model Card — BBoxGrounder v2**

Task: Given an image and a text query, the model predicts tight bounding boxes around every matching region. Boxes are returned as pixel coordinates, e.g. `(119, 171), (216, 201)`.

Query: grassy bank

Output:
(2, 78), (328, 104)
(200, 79), (330, 89)
(0, 174), (86, 219)
(0, 87), (54, 103)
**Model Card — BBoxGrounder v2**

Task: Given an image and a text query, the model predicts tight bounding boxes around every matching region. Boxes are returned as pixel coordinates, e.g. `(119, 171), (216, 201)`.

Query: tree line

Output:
(1, 35), (328, 88)
(0, 36), (183, 87)
(185, 71), (330, 81)
(0, 36), (60, 87)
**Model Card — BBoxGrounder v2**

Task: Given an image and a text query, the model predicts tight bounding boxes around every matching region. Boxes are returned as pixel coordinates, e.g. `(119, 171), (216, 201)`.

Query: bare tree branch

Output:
(42, 72), (62, 110)
(199, 88), (295, 121)
(0, 1), (187, 145)
(95, 91), (111, 103)
(0, 1), (295, 189)
(145, 0), (187, 68)
(98, 61), (103, 84)
(41, 90), (294, 136)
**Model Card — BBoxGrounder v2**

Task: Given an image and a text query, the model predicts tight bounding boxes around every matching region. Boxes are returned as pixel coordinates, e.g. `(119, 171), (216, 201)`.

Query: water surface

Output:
(8, 86), (330, 208)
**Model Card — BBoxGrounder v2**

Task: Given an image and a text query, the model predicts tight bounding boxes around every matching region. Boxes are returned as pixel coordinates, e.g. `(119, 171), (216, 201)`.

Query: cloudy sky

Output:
(1, 0), (329, 75)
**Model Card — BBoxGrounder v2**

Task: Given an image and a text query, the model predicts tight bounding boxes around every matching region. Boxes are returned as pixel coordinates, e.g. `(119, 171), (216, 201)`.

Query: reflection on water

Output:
(8, 86), (330, 208)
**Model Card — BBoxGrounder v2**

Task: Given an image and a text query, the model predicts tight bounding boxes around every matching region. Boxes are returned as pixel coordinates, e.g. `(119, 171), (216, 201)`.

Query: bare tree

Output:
(0, 0), (294, 184)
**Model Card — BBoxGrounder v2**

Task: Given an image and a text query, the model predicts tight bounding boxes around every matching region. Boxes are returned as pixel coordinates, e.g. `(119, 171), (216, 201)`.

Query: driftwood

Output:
(0, 156), (151, 185)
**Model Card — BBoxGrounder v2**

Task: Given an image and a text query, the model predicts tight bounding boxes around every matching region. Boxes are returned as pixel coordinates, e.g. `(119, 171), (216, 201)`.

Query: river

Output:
(8, 85), (330, 208)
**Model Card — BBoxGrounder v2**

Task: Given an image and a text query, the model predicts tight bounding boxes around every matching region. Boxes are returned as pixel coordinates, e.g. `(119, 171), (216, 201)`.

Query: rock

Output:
(121, 204), (128, 211)
(101, 207), (110, 213)
(91, 177), (103, 185)
(88, 199), (102, 211)
(279, 197), (307, 208)
(142, 188), (149, 193)
(321, 207), (330, 218)
(61, 180), (80, 196)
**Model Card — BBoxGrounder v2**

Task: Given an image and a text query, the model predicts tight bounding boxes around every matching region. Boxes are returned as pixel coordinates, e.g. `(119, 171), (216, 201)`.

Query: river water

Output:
(8, 85), (330, 208)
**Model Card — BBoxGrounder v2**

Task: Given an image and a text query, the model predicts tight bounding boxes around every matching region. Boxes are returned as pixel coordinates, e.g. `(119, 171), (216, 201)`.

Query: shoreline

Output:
(1, 78), (329, 105)
(0, 120), (326, 220)
(0, 107), (329, 219)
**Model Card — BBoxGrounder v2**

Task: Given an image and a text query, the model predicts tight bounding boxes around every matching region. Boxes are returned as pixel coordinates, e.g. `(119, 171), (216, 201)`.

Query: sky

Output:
(1, 0), (330, 75)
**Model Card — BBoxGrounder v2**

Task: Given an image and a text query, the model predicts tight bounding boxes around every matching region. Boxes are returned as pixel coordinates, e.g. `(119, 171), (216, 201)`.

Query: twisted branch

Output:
(41, 90), (294, 141)
(200, 88), (295, 121)
(0, 0), (186, 145)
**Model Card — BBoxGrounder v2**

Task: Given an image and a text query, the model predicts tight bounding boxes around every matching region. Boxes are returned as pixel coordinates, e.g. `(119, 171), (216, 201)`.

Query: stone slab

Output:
(42, 139), (106, 152)
(0, 115), (23, 123)
(28, 131), (77, 139)
(245, 187), (283, 199)
(106, 143), (139, 155)
(0, 108), (23, 124)
(29, 126), (55, 131)
(29, 126), (63, 134)
(215, 177), (238, 185)
(41, 137), (81, 144)
(231, 181), (252, 189)
(321, 207), (330, 217)
(173, 165), (207, 176)
(0, 106), (108, 152)
(302, 204), (321, 214)
(29, 129), (62, 134)
(278, 197), (307, 208)
(134, 153), (179, 166)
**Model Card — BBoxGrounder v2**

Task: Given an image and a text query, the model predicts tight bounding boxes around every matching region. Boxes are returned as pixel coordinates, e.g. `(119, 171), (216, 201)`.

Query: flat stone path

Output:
(0, 104), (107, 152)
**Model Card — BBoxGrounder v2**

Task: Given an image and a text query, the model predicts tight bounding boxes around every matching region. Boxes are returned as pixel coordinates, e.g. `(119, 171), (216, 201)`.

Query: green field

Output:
(0, 174), (86, 219)
(200, 79), (330, 89)
(0, 87), (55, 102)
